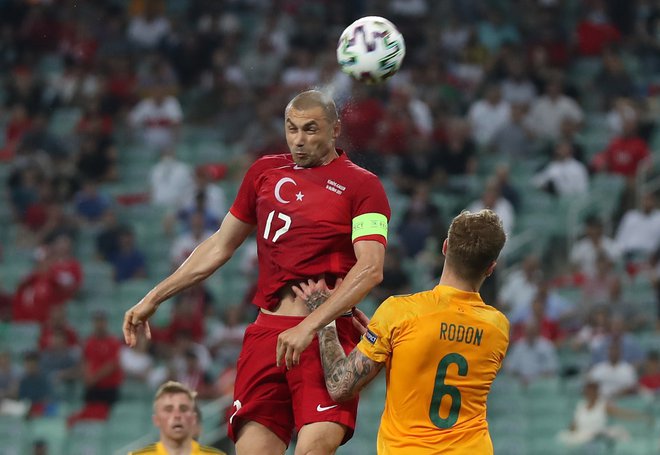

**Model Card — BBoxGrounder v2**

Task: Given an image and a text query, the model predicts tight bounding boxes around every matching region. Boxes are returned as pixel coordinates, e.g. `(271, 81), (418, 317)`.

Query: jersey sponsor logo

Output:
(364, 329), (378, 344)
(317, 404), (339, 412)
(325, 179), (346, 195)
(274, 177), (298, 204)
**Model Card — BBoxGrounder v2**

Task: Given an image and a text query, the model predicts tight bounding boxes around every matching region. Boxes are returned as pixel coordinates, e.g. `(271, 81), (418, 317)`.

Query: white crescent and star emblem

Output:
(274, 177), (304, 204)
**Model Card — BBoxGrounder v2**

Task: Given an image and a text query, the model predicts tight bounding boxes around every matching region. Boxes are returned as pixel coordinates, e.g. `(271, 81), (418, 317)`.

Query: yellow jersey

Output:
(357, 285), (510, 454)
(129, 440), (226, 455)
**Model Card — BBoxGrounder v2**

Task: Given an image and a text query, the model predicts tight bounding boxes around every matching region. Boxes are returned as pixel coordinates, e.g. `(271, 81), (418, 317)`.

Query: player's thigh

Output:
(235, 421), (287, 455)
(294, 421), (346, 455)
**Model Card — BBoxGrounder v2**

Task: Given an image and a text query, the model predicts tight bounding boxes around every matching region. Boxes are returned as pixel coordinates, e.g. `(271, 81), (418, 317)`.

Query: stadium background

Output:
(0, 0), (659, 454)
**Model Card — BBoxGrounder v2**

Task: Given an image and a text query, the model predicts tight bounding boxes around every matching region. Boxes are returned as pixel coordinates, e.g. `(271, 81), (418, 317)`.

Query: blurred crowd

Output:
(1, 0), (660, 452)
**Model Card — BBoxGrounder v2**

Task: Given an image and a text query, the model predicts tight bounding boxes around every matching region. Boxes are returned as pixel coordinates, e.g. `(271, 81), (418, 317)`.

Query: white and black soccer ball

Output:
(336, 16), (406, 84)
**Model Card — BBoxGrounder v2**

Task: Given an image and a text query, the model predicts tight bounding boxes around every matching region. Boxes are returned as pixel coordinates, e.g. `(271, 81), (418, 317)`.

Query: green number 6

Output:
(429, 353), (468, 429)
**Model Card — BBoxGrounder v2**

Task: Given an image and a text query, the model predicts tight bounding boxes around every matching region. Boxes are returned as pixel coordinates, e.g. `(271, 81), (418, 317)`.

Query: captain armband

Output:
(352, 213), (388, 242)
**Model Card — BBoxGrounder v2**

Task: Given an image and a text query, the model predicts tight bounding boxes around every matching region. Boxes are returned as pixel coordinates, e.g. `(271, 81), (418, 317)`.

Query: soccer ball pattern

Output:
(337, 16), (406, 84)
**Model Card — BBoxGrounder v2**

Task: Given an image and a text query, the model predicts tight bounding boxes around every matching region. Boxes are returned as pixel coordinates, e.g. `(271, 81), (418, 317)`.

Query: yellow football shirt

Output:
(357, 285), (510, 454)
(129, 440), (226, 455)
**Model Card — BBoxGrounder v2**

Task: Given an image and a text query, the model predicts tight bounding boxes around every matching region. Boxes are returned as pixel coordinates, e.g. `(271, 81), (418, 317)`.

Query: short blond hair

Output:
(445, 210), (506, 282)
(153, 381), (197, 409)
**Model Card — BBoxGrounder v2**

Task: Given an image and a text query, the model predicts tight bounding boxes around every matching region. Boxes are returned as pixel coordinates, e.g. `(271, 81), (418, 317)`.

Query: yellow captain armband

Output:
(352, 213), (388, 242)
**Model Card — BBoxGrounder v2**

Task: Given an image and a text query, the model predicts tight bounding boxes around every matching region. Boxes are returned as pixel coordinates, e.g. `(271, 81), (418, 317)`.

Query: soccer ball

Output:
(336, 16), (406, 84)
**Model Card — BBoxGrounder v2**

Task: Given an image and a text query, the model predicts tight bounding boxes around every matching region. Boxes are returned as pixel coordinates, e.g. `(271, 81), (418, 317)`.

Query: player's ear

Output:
(486, 261), (497, 277)
(442, 239), (448, 256)
(333, 120), (341, 141)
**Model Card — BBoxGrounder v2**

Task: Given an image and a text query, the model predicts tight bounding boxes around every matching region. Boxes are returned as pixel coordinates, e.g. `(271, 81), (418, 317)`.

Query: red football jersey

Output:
(230, 150), (390, 310)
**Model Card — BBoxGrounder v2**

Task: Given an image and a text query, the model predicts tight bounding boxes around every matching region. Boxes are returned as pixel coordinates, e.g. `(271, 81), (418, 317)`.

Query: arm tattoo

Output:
(305, 290), (330, 311)
(318, 326), (383, 401)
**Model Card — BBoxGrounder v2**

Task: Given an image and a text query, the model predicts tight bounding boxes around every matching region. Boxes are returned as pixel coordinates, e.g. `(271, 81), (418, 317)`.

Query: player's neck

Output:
(438, 269), (481, 293)
(161, 437), (193, 455)
(321, 147), (339, 165)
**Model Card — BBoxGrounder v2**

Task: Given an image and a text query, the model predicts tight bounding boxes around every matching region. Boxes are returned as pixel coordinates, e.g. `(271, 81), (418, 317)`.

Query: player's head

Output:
(443, 210), (506, 284)
(284, 90), (340, 168)
(152, 381), (198, 445)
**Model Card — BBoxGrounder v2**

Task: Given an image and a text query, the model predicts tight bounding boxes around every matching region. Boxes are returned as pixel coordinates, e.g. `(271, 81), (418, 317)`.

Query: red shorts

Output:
(227, 312), (361, 447)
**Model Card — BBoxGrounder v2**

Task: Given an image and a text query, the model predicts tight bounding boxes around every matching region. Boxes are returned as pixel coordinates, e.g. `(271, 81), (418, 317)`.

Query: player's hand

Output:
(123, 298), (156, 347)
(276, 322), (315, 370)
(352, 307), (370, 335)
(292, 277), (342, 311)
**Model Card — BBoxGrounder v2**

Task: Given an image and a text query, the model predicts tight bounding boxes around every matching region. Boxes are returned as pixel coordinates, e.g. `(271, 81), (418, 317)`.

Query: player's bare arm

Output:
(318, 326), (383, 402)
(123, 213), (254, 347)
(275, 240), (384, 368)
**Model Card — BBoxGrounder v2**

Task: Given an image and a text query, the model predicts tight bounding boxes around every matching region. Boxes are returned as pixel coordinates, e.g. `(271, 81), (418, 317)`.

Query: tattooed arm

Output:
(317, 325), (384, 402)
(295, 278), (384, 401)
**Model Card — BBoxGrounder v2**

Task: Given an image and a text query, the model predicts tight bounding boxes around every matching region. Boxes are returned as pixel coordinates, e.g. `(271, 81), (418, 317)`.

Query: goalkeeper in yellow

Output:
(294, 210), (510, 454)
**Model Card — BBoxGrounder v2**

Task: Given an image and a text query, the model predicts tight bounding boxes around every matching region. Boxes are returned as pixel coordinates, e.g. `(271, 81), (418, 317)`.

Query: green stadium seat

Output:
(0, 416), (27, 455)
(29, 417), (67, 455)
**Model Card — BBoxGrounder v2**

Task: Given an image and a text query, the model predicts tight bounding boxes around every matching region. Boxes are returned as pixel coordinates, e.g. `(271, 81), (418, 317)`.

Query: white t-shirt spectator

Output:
(150, 157), (195, 209)
(120, 346), (153, 379)
(526, 95), (584, 140)
(588, 360), (637, 398)
(129, 96), (183, 150)
(505, 336), (559, 381)
(615, 209), (660, 256)
(127, 15), (171, 49)
(570, 236), (621, 277)
(468, 99), (511, 146)
(532, 158), (589, 196)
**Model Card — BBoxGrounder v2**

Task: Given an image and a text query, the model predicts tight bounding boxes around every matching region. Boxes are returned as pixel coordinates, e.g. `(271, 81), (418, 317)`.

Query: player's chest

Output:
(255, 171), (352, 220)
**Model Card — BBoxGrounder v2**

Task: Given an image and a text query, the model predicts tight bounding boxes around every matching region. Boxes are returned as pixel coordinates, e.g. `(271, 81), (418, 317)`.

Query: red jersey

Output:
(230, 151), (390, 310)
(593, 136), (650, 177)
(84, 335), (123, 389)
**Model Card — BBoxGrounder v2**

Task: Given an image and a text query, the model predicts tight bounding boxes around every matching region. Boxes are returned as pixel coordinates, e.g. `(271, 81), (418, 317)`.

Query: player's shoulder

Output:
(198, 444), (226, 454)
(128, 443), (157, 455)
(248, 153), (293, 172)
(376, 289), (436, 321)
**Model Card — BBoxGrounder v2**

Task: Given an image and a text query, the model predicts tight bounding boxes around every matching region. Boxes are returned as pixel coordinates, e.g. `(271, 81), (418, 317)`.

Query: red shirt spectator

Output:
(39, 306), (79, 349)
(575, 20), (621, 56)
(592, 118), (650, 178)
(83, 315), (123, 390)
(12, 270), (57, 323)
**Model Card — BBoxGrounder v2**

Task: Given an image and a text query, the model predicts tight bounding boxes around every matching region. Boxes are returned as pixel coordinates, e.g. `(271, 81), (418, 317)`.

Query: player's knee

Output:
(293, 443), (338, 455)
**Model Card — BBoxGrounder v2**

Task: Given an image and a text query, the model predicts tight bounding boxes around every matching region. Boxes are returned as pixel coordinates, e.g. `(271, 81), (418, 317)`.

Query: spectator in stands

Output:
(467, 181), (515, 235)
(32, 201), (79, 246)
(615, 192), (660, 260)
(531, 141), (589, 197)
(120, 334), (154, 383)
(557, 381), (634, 447)
(207, 305), (247, 371)
(526, 75), (584, 141)
(73, 179), (112, 224)
(75, 132), (118, 183)
(18, 112), (67, 159)
(477, 7), (520, 53)
(396, 185), (444, 259)
(505, 320), (559, 385)
(592, 114), (650, 187)
(639, 350), (660, 394)
(126, 0), (170, 51)
(570, 216), (622, 278)
(182, 166), (227, 224)
(109, 227), (147, 282)
(0, 351), (18, 402)
(128, 84), (182, 152)
(177, 349), (217, 400)
(490, 103), (534, 158)
(467, 83), (511, 147)
(18, 351), (52, 416)
(594, 46), (636, 111)
(435, 117), (478, 187)
(497, 254), (542, 321)
(82, 311), (123, 408)
(591, 314), (645, 368)
(588, 342), (638, 398)
(581, 253), (622, 308)
(491, 164), (521, 210)
(500, 57), (537, 106)
(39, 328), (80, 390)
(149, 146), (194, 210)
(170, 210), (214, 269)
(572, 307), (610, 353)
(95, 210), (126, 262)
(39, 306), (78, 350)
(511, 294), (561, 343)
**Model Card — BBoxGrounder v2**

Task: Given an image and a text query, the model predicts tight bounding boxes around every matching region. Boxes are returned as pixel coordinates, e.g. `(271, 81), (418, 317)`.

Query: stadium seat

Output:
(29, 416), (67, 455)
(0, 416), (27, 455)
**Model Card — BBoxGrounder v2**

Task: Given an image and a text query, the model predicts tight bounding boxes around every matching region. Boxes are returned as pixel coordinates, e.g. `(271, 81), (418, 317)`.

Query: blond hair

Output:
(285, 90), (338, 124)
(445, 210), (506, 282)
(153, 381), (197, 409)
